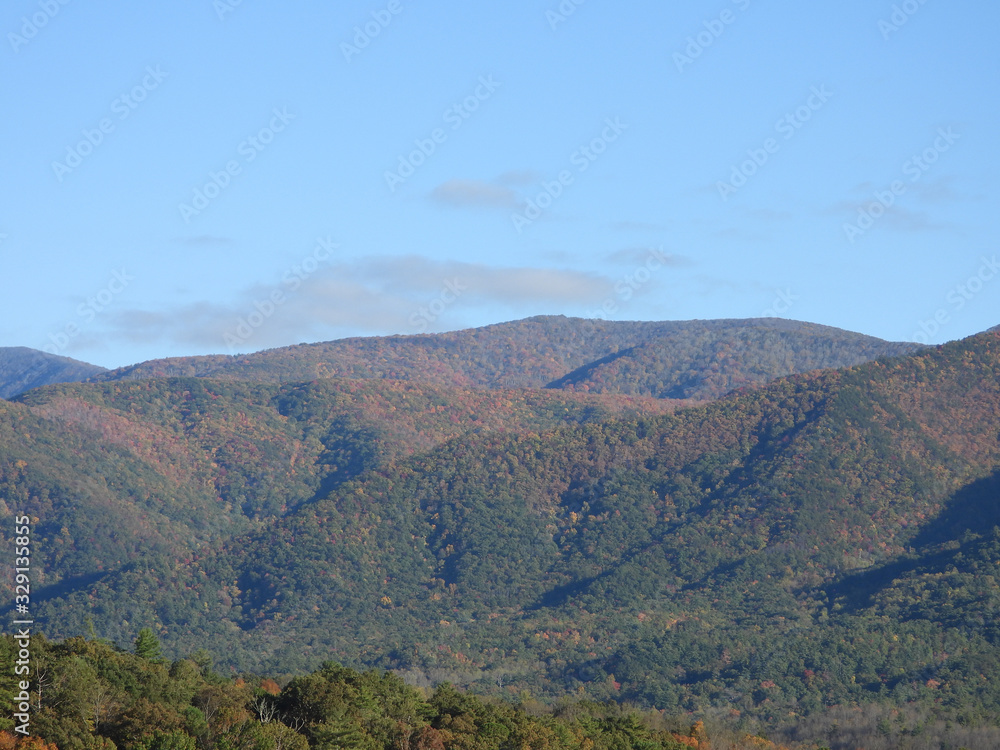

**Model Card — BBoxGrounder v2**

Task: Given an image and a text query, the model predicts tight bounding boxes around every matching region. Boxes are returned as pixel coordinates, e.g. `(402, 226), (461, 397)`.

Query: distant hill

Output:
(97, 316), (921, 400)
(0, 346), (107, 399)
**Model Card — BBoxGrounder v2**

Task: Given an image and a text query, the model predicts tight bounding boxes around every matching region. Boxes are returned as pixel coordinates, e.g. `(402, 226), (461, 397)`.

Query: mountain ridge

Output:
(0, 316), (932, 400)
(91, 316), (923, 401)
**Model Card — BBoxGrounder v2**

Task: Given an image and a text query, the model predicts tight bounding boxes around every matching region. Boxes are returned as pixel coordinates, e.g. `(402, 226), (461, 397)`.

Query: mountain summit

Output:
(0, 346), (107, 399)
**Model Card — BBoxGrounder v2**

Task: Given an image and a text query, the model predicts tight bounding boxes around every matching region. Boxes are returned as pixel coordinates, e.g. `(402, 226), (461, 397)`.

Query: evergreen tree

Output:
(135, 628), (163, 663)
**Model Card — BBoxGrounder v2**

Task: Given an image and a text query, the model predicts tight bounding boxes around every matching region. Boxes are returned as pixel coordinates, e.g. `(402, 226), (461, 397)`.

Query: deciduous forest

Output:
(2, 318), (999, 748)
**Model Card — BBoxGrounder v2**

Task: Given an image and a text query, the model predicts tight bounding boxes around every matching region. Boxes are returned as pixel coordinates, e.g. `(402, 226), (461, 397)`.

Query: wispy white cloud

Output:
(89, 256), (616, 351)
(610, 220), (669, 231)
(747, 208), (792, 222)
(712, 226), (769, 242)
(826, 200), (951, 232)
(495, 170), (542, 186)
(430, 179), (520, 209)
(605, 247), (693, 267)
(909, 176), (960, 204)
(172, 235), (234, 246)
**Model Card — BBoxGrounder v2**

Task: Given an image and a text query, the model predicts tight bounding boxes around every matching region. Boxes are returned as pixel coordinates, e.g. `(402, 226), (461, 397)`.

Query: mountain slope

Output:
(0, 346), (107, 398)
(1, 376), (677, 594)
(12, 329), (1000, 724)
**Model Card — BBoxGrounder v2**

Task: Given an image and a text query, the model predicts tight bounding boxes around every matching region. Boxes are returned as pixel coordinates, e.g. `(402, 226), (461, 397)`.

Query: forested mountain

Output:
(3, 326), (999, 736)
(0, 347), (106, 399)
(94, 316), (921, 400)
(1, 376), (675, 590)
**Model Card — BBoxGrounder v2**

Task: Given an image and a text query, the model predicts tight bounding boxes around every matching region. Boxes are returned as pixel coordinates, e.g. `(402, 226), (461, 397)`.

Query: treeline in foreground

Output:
(0, 632), (811, 750)
(7, 633), (1000, 750)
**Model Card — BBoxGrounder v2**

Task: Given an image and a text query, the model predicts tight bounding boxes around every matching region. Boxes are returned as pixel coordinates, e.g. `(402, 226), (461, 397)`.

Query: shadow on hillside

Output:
(910, 469), (1000, 548)
(531, 576), (601, 610)
(544, 347), (638, 391)
(33, 570), (111, 605)
(825, 468), (1000, 613)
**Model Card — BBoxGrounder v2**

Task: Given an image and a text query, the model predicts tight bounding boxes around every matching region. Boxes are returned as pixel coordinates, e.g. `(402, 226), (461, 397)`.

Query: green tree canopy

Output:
(135, 628), (163, 663)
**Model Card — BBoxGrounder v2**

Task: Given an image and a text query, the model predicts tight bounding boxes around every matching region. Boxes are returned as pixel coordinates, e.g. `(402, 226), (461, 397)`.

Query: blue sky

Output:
(2, 0), (997, 368)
